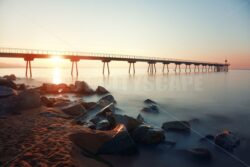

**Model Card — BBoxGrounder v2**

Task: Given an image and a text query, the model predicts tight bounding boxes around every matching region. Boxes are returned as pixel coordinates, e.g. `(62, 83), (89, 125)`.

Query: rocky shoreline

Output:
(0, 74), (241, 167)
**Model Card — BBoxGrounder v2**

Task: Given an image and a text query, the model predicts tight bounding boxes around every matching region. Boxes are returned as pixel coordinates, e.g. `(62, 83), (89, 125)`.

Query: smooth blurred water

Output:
(1, 68), (250, 167)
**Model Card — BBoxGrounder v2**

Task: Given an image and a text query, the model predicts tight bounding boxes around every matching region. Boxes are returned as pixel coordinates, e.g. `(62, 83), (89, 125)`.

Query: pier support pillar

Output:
(24, 57), (34, 78)
(102, 60), (111, 75)
(162, 63), (169, 73)
(148, 62), (156, 74)
(70, 59), (80, 77)
(128, 61), (136, 74)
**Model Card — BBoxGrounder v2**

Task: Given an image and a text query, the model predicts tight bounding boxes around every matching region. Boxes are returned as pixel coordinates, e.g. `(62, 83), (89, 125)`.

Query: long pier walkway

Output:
(0, 48), (229, 77)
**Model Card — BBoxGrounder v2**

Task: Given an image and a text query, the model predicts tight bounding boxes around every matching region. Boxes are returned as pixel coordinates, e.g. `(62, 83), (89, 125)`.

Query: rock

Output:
(96, 119), (111, 130)
(51, 97), (71, 107)
(131, 124), (165, 144)
(0, 86), (17, 98)
(137, 114), (144, 122)
(61, 103), (87, 117)
(69, 124), (137, 155)
(17, 84), (26, 90)
(3, 74), (16, 81)
(82, 121), (96, 129)
(41, 96), (54, 107)
(144, 99), (157, 104)
(41, 83), (70, 94)
(141, 105), (159, 114)
(0, 78), (17, 89)
(74, 81), (94, 95)
(17, 89), (41, 110)
(81, 101), (97, 110)
(162, 121), (190, 132)
(95, 86), (109, 95)
(186, 148), (212, 160)
(109, 114), (143, 132)
(98, 94), (116, 111)
(99, 94), (116, 104)
(200, 135), (215, 142)
(214, 130), (240, 151)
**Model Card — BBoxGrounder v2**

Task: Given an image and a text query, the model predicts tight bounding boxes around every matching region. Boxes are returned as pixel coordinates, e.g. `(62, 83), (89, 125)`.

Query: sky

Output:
(0, 0), (249, 69)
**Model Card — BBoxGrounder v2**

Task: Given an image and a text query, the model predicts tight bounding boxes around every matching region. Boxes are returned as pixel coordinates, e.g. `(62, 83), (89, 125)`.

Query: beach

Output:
(0, 69), (250, 167)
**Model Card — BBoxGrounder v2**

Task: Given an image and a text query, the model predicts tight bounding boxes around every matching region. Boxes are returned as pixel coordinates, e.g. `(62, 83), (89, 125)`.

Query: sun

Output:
(50, 55), (62, 63)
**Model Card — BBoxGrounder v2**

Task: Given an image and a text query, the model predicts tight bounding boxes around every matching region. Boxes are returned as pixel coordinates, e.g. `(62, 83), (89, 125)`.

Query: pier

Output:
(0, 48), (229, 77)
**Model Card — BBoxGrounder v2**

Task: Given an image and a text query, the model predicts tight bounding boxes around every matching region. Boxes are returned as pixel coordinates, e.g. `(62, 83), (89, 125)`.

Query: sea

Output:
(0, 67), (250, 167)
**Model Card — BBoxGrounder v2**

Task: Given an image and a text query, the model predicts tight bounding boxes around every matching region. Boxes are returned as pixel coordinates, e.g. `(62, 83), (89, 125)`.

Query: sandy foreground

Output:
(0, 106), (109, 167)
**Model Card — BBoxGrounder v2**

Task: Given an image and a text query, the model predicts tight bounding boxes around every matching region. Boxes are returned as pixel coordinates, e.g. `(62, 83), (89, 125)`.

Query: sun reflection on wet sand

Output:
(52, 67), (62, 84)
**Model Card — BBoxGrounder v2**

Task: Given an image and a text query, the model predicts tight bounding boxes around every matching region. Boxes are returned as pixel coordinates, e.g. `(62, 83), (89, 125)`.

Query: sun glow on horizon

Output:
(52, 67), (62, 84)
(50, 55), (63, 65)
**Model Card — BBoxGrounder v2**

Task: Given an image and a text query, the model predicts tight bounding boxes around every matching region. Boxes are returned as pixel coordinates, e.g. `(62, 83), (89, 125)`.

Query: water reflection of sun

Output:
(52, 67), (62, 84)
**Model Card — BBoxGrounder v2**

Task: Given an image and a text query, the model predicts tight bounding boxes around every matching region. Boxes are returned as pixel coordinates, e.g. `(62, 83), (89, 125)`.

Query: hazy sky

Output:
(0, 0), (249, 68)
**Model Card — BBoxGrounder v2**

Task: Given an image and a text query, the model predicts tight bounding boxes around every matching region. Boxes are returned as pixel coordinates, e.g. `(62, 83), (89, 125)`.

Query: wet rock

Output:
(141, 105), (159, 114)
(186, 148), (212, 160)
(0, 78), (17, 89)
(41, 96), (54, 107)
(52, 97), (71, 107)
(131, 124), (165, 144)
(81, 101), (97, 110)
(137, 114), (144, 122)
(98, 94), (116, 111)
(41, 83), (70, 94)
(3, 74), (16, 81)
(0, 86), (17, 98)
(163, 140), (176, 146)
(74, 81), (94, 95)
(109, 114), (143, 132)
(200, 135), (215, 142)
(82, 121), (96, 129)
(96, 119), (111, 130)
(99, 94), (116, 104)
(61, 103), (87, 117)
(69, 124), (137, 155)
(214, 130), (240, 151)
(162, 121), (190, 132)
(95, 86), (109, 95)
(144, 99), (157, 104)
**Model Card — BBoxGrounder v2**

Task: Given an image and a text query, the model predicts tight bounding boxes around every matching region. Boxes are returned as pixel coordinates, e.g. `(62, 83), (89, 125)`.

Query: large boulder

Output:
(61, 103), (87, 117)
(3, 74), (16, 81)
(81, 101), (97, 110)
(214, 130), (240, 151)
(162, 121), (190, 132)
(131, 124), (165, 144)
(40, 96), (54, 107)
(74, 81), (94, 95)
(16, 89), (41, 110)
(41, 83), (70, 94)
(98, 94), (116, 112)
(0, 89), (41, 115)
(0, 86), (17, 98)
(95, 86), (109, 95)
(144, 99), (157, 104)
(141, 105), (159, 114)
(108, 114), (143, 132)
(0, 78), (17, 89)
(69, 124), (137, 155)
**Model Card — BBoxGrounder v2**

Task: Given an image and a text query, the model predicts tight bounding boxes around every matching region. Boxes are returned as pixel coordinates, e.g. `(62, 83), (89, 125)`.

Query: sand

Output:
(0, 106), (109, 167)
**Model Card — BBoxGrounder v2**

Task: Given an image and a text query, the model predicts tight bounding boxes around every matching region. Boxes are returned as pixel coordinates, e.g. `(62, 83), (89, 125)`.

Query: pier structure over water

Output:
(0, 48), (230, 77)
